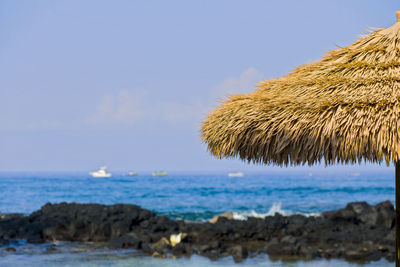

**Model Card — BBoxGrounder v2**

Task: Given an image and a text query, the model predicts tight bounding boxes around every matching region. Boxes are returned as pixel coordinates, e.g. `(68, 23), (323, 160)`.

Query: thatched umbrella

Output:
(202, 11), (400, 264)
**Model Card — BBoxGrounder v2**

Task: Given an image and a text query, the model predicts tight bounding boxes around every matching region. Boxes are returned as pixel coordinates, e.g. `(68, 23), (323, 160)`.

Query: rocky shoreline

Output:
(0, 201), (395, 263)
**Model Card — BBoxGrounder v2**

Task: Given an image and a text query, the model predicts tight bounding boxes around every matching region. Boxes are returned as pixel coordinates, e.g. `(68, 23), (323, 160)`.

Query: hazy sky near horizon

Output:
(1, 1), (399, 172)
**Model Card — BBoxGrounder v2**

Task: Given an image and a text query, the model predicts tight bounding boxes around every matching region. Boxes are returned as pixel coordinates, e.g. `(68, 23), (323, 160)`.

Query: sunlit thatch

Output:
(201, 12), (400, 166)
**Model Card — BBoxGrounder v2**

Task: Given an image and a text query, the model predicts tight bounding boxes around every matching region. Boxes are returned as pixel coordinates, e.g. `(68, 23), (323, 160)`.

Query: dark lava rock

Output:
(151, 237), (171, 253)
(344, 248), (370, 261)
(281, 235), (297, 245)
(201, 249), (223, 261)
(171, 243), (193, 257)
(0, 202), (178, 244)
(46, 245), (57, 252)
(141, 244), (154, 255)
(346, 202), (379, 227)
(0, 201), (395, 263)
(299, 246), (318, 260)
(151, 251), (167, 258)
(0, 238), (9, 246)
(27, 235), (45, 244)
(230, 245), (248, 263)
(1, 213), (24, 221)
(375, 201), (395, 229)
(5, 247), (16, 252)
(108, 235), (142, 249)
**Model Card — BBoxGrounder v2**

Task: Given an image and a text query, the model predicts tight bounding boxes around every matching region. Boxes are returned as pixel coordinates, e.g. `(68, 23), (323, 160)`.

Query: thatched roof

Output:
(201, 11), (400, 166)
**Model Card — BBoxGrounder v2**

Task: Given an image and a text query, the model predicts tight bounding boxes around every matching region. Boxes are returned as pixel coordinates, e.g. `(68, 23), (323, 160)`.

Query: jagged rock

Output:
(0, 202), (179, 245)
(5, 247), (16, 252)
(384, 229), (395, 242)
(0, 238), (9, 246)
(346, 202), (378, 227)
(0, 201), (395, 263)
(209, 212), (233, 224)
(202, 249), (223, 261)
(151, 237), (171, 252)
(152, 251), (166, 258)
(108, 235), (142, 249)
(27, 235), (45, 244)
(171, 242), (193, 257)
(230, 245), (248, 263)
(367, 249), (382, 261)
(344, 249), (367, 261)
(299, 246), (318, 260)
(281, 235), (297, 245)
(2, 213), (24, 221)
(197, 240), (221, 253)
(376, 201), (395, 229)
(141, 244), (154, 255)
(46, 245), (57, 252)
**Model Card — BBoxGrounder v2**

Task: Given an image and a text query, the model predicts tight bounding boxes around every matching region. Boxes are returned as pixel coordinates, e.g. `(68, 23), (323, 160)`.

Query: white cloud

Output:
(88, 89), (209, 127)
(87, 89), (147, 125)
(87, 89), (204, 127)
(210, 67), (263, 102)
(86, 68), (265, 128)
(161, 101), (206, 124)
(1, 69), (263, 131)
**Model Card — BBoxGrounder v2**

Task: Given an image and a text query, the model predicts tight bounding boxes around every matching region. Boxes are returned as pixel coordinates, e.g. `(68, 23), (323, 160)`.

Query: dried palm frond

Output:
(201, 12), (400, 166)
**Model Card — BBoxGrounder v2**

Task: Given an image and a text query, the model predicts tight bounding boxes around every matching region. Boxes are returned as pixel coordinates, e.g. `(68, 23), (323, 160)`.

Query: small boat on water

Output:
(152, 171), (168, 177)
(228, 172), (244, 177)
(127, 172), (138, 176)
(90, 166), (112, 178)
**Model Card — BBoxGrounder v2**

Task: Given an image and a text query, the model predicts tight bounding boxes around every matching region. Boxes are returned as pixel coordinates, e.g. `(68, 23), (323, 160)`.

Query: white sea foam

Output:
(232, 202), (320, 220)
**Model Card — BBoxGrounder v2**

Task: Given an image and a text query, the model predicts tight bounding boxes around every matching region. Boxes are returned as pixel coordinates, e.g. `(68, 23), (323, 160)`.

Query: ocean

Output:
(0, 168), (395, 266)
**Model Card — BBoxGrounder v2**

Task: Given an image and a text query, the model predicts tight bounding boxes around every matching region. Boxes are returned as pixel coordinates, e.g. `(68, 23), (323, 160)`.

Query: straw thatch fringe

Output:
(201, 15), (400, 166)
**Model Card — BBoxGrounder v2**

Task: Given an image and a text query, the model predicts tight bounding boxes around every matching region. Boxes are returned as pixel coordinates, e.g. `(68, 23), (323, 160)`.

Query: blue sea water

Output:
(0, 168), (395, 266)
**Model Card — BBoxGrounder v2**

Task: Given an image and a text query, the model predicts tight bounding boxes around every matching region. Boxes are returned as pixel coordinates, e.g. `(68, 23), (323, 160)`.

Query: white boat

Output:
(127, 172), (138, 176)
(90, 166), (112, 178)
(228, 172), (244, 177)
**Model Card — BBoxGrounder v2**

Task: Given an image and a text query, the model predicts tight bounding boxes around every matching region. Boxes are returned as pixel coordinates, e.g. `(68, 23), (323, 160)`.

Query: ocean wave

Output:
(232, 202), (320, 220)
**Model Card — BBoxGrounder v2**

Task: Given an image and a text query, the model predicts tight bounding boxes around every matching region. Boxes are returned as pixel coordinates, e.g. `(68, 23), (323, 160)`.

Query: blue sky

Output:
(0, 0), (399, 172)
